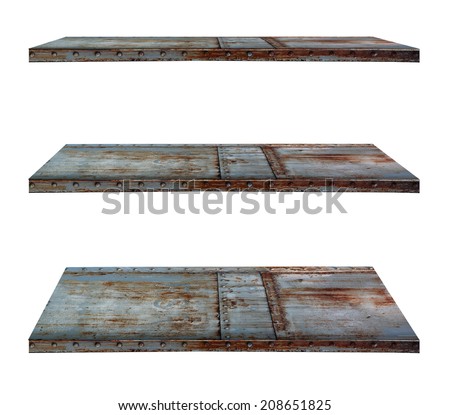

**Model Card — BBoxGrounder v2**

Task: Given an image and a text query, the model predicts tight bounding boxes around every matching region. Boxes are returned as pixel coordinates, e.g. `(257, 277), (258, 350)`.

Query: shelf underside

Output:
(29, 37), (419, 62)
(29, 266), (418, 353)
(29, 144), (419, 193)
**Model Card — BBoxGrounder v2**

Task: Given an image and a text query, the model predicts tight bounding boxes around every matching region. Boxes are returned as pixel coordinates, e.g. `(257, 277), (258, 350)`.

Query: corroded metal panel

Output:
(29, 144), (419, 193)
(29, 267), (418, 353)
(29, 37), (419, 62)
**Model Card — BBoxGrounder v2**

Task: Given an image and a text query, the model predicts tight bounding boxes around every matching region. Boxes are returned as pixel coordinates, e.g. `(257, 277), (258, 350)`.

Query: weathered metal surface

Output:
(29, 267), (418, 353)
(29, 144), (419, 193)
(29, 37), (419, 62)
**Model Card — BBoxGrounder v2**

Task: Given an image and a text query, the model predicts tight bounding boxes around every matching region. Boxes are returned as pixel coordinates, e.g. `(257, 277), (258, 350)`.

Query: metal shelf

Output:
(29, 144), (419, 193)
(29, 37), (419, 62)
(29, 266), (419, 353)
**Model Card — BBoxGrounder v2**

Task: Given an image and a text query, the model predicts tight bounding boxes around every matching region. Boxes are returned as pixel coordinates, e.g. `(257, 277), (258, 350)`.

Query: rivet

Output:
(350, 342), (356, 347)
(372, 342), (378, 348)
(329, 50), (335, 56)
(30, 342), (35, 349)
(52, 182), (57, 187)
(52, 52), (57, 57)
(371, 51), (378, 57)
(138, 51), (144, 57)
(391, 51), (397, 57)
(309, 181), (314, 187)
(51, 342), (57, 347)
(391, 182), (396, 188)
(226, 51), (231, 57)
(288, 51), (293, 56)
(372, 182), (378, 188)
(117, 268), (122, 271)
(30, 52), (35, 58)
(247, 51), (253, 57)
(29, 182), (35, 188)
(350, 181), (355, 187)
(95, 51), (101, 57)
(269, 342), (275, 347)
(117, 182), (122, 188)
(95, 342), (101, 348)
(182, 51), (187, 57)
(73, 51), (79, 57)
(73, 182), (79, 188)
(73, 342), (79, 348)
(268, 51), (274, 57)
(181, 181), (187, 187)
(391, 342), (397, 347)
(95, 182), (101, 188)
(247, 181), (253, 188)
(138, 342), (144, 348)
(160, 342), (166, 348)
(225, 335), (230, 339)
(308, 50), (314, 56)
(160, 182), (166, 187)
(329, 341), (335, 346)
(309, 341), (314, 346)
(226, 342), (231, 348)
(117, 51), (123, 57)
(182, 342), (187, 347)
(349, 51), (355, 57)
(160, 51), (166, 57)
(117, 342), (123, 348)
(138, 181), (144, 188)
(247, 342), (253, 348)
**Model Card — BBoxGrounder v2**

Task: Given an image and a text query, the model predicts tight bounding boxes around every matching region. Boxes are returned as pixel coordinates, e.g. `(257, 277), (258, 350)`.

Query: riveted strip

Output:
(261, 146), (288, 178)
(261, 37), (285, 49)
(217, 272), (232, 341)
(261, 272), (289, 338)
(217, 146), (231, 180)
(28, 339), (419, 353)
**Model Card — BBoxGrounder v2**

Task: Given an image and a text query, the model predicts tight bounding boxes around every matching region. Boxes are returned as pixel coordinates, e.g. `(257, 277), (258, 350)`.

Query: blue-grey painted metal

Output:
(29, 266), (419, 353)
(29, 144), (419, 193)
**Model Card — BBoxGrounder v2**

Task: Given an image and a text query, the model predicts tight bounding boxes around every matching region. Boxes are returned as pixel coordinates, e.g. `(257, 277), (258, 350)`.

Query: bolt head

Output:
(117, 51), (123, 57)
(73, 52), (79, 57)
(95, 51), (101, 57)
(29, 52), (35, 58)
(95, 342), (101, 348)
(73, 182), (79, 188)
(160, 342), (166, 348)
(117, 342), (123, 348)
(160, 51), (166, 57)
(160, 182), (166, 187)
(52, 52), (57, 57)
(73, 342), (79, 348)
(138, 51), (144, 57)
(51, 342), (57, 347)
(30, 342), (35, 349)
(138, 342), (144, 348)
(95, 182), (100, 188)
(247, 51), (253, 57)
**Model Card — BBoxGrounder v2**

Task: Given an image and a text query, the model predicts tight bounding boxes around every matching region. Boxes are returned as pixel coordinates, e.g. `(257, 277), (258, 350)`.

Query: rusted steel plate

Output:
(29, 267), (418, 353)
(29, 37), (419, 62)
(29, 144), (419, 193)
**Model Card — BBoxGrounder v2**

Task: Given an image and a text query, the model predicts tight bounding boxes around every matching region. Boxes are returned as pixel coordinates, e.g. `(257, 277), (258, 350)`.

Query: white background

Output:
(1, 0), (449, 413)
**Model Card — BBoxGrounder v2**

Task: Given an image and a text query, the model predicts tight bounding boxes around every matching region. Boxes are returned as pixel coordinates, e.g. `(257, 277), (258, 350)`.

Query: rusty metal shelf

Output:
(29, 37), (419, 62)
(29, 144), (419, 193)
(29, 267), (418, 353)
